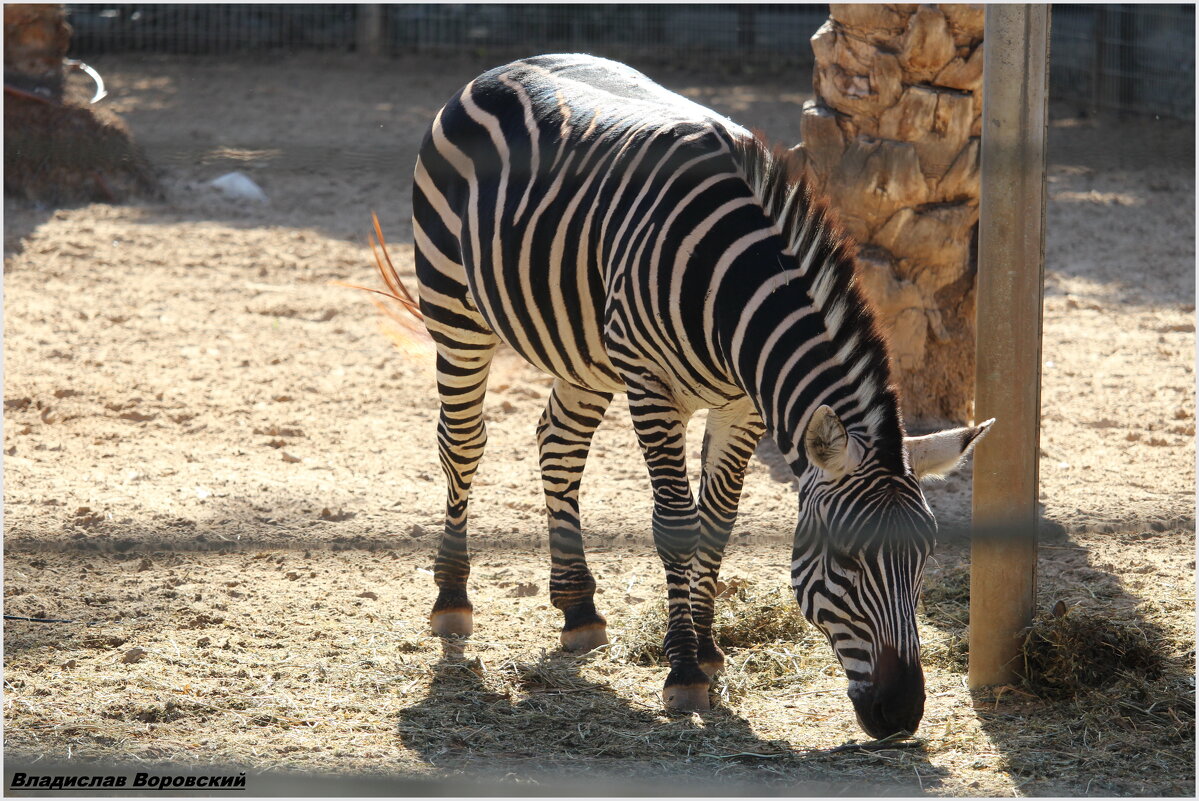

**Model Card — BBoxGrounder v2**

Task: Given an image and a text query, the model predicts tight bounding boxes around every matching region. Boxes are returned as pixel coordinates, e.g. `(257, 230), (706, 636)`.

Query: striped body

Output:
(412, 54), (991, 738)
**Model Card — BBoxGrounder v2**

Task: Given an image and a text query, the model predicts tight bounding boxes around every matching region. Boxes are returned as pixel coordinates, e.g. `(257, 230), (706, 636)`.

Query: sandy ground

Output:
(3, 54), (1195, 796)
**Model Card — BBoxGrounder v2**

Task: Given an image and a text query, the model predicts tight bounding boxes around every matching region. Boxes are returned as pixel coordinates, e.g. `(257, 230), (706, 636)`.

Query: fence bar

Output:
(1092, 5), (1106, 115)
(969, 4), (1051, 690)
(357, 4), (384, 57)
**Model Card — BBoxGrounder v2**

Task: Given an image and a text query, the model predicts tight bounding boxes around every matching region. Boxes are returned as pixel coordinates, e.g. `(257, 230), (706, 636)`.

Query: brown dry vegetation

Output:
(3, 54), (1195, 796)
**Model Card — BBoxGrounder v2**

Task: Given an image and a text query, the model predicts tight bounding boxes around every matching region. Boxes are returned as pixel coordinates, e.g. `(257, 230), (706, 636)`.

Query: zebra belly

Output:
(481, 292), (628, 396)
(458, 216), (627, 395)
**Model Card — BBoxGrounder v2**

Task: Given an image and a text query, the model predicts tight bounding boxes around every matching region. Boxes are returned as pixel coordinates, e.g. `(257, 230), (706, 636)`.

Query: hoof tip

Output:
(663, 683), (710, 712)
(560, 623), (609, 653)
(430, 609), (473, 638)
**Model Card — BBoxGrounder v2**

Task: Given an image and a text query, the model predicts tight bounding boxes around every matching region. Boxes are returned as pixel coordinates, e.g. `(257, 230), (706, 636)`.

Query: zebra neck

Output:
(719, 272), (898, 474)
(718, 142), (905, 475)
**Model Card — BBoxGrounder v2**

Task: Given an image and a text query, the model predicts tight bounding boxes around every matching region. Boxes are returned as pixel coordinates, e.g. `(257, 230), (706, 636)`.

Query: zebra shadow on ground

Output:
(395, 640), (941, 795)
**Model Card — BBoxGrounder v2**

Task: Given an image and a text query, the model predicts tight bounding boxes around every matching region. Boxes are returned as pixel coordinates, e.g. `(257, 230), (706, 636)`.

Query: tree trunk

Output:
(795, 3), (984, 425)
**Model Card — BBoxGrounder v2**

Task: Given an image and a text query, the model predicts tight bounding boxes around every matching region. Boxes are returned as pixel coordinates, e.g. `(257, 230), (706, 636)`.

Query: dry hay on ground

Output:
(917, 553), (1195, 795)
(4, 3), (158, 204)
(918, 564), (971, 672)
(5, 551), (1192, 795)
(1023, 607), (1168, 695)
(4, 88), (160, 205)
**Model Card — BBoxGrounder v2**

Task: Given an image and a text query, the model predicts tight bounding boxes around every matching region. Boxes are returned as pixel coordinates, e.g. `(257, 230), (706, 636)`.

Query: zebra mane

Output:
(729, 134), (907, 465)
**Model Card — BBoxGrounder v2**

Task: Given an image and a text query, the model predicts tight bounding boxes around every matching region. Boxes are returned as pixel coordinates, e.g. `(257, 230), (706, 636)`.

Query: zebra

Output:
(406, 53), (992, 739)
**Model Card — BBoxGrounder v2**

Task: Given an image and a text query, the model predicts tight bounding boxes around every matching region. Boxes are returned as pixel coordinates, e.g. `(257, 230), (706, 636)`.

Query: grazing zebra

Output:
(407, 54), (992, 739)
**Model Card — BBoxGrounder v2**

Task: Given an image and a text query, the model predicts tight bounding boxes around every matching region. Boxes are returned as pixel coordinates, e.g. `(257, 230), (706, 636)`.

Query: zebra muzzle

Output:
(848, 645), (925, 740)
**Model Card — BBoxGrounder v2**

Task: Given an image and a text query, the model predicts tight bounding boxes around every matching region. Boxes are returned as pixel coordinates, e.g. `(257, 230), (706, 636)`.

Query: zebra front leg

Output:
(537, 379), (613, 652)
(626, 383), (709, 711)
(691, 400), (766, 676)
(430, 344), (498, 639)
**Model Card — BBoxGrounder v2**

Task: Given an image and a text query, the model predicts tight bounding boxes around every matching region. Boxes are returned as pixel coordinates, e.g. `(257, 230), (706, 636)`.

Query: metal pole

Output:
(1092, 6), (1107, 115)
(1117, 4), (1136, 113)
(969, 4), (1051, 690)
(357, 4), (384, 58)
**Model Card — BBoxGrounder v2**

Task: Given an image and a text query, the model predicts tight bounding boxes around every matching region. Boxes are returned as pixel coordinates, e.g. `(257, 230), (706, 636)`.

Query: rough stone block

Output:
(899, 5), (957, 83)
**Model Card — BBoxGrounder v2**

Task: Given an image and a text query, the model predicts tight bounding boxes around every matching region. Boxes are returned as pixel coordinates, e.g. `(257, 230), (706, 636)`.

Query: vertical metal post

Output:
(969, 4), (1051, 690)
(1092, 6), (1107, 115)
(357, 4), (384, 58)
(737, 6), (757, 49)
(1117, 4), (1137, 112)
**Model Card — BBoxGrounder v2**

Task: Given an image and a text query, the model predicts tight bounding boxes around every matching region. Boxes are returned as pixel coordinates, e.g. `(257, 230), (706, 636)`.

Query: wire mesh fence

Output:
(1051, 3), (1195, 119)
(66, 4), (359, 54)
(385, 4), (827, 72)
(65, 4), (829, 72)
(64, 4), (1195, 119)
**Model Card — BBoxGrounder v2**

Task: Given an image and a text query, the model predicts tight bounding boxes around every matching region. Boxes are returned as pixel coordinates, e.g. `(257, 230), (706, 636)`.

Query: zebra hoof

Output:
(430, 609), (473, 638)
(560, 622), (609, 653)
(663, 683), (711, 712)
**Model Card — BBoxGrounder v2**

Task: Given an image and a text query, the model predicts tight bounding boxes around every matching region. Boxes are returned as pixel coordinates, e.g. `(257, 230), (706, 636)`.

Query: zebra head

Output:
(791, 405), (993, 739)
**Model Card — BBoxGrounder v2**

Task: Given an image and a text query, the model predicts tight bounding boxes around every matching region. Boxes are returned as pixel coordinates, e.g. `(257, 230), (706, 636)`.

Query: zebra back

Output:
(415, 54), (906, 477)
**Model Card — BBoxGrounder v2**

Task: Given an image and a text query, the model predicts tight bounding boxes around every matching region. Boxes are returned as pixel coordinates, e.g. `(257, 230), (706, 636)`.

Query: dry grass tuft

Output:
(997, 606), (1196, 788)
(605, 601), (668, 666)
(920, 565), (970, 624)
(920, 627), (968, 674)
(594, 580), (830, 709)
(605, 579), (813, 668)
(1021, 607), (1167, 695)
(708, 582), (829, 705)
(712, 580), (809, 649)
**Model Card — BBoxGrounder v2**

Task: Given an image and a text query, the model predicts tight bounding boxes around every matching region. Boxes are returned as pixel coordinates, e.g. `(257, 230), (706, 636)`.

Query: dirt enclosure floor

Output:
(4, 54), (1195, 796)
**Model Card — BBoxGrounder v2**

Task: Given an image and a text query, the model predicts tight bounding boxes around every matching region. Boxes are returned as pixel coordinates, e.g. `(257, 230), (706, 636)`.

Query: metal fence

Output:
(64, 4), (1195, 118)
(385, 4), (827, 70)
(65, 4), (829, 72)
(1051, 3), (1195, 119)
(66, 5), (359, 54)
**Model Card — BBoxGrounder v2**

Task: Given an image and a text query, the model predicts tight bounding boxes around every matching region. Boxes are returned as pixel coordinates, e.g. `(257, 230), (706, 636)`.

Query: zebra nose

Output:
(851, 646), (925, 739)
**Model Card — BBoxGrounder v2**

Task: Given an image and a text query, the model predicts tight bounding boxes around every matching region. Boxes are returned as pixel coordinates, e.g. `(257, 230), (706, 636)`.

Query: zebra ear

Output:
(803, 405), (863, 477)
(906, 418), (996, 479)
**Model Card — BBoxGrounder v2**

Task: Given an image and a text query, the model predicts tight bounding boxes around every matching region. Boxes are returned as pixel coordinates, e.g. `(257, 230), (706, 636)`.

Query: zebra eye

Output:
(830, 550), (858, 574)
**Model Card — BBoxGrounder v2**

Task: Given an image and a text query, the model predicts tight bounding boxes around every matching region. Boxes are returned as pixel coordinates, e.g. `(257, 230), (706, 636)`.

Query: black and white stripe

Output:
(411, 54), (991, 738)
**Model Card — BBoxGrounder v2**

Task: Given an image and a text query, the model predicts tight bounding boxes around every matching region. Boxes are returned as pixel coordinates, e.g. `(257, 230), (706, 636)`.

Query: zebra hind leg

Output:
(691, 400), (766, 676)
(537, 379), (614, 653)
(430, 342), (498, 640)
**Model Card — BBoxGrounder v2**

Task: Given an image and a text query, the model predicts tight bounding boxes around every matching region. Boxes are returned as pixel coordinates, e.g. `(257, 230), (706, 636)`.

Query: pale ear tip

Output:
(961, 418), (995, 451)
(807, 404), (835, 432)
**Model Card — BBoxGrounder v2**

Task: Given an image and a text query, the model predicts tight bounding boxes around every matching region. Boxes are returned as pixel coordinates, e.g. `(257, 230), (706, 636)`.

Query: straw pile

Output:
(604, 579), (816, 665)
(4, 4), (159, 204)
(1022, 607), (1167, 695)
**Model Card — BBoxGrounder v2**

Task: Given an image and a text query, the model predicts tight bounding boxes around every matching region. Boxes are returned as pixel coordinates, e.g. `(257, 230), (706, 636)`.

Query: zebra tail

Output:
(332, 213), (434, 358)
